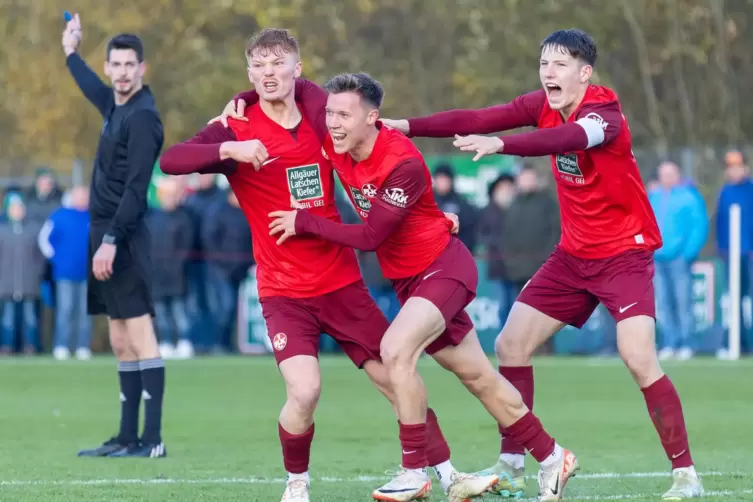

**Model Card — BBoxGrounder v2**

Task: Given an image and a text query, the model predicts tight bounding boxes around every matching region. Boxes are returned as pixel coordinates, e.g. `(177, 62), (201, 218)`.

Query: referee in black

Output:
(63, 13), (167, 458)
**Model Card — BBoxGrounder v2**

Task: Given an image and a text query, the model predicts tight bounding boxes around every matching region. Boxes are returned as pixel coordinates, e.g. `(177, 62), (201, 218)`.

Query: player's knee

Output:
(286, 380), (322, 414)
(109, 330), (132, 359)
(495, 328), (531, 365)
(379, 342), (413, 376)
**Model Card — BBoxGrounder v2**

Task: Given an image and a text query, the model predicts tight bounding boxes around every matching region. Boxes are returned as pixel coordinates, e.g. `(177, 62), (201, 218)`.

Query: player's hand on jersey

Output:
(208, 99), (248, 127)
(92, 242), (116, 281)
(444, 212), (460, 234)
(221, 139), (268, 170)
(380, 119), (410, 134)
(268, 209), (298, 245)
(61, 13), (82, 56)
(453, 134), (504, 161)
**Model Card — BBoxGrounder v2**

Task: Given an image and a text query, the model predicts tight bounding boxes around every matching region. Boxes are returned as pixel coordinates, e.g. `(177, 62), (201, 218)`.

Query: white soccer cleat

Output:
(158, 342), (175, 359)
(444, 470), (499, 502)
(281, 478), (310, 502)
(658, 348), (675, 361)
(75, 347), (92, 360)
(53, 347), (71, 361)
(174, 340), (195, 359)
(662, 467), (704, 500)
(372, 467), (432, 501)
(537, 448), (579, 501)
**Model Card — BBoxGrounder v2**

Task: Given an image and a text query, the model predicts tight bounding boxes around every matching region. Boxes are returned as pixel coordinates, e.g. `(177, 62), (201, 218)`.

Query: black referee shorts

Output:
(87, 222), (155, 319)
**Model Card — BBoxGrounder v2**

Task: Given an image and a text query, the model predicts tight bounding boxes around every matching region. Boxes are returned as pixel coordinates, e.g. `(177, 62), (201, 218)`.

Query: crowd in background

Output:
(1, 151), (751, 359)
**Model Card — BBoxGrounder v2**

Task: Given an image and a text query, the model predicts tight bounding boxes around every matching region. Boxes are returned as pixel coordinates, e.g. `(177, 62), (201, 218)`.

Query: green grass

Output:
(0, 356), (751, 501)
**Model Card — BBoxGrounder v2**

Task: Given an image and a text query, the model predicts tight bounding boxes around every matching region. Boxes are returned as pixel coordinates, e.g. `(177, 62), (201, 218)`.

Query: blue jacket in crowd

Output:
(649, 183), (709, 262)
(39, 207), (90, 281)
(716, 178), (753, 255)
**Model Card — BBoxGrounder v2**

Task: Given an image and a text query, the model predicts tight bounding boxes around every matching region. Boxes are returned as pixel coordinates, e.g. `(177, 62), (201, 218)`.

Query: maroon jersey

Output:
(308, 125), (452, 279)
(160, 104), (361, 299)
(408, 85), (662, 259)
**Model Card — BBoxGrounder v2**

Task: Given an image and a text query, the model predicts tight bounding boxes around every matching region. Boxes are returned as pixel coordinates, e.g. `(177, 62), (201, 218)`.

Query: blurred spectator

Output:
(501, 166), (560, 293)
(715, 150), (753, 357)
(38, 185), (92, 360)
(650, 161), (708, 360)
(0, 194), (45, 355)
(147, 177), (195, 359)
(432, 163), (478, 252)
(202, 189), (253, 353)
(477, 173), (517, 325)
(24, 168), (64, 222)
(182, 173), (225, 353)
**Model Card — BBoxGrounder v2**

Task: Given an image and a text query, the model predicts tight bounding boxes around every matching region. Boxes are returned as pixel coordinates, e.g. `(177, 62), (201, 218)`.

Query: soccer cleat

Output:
(77, 436), (131, 457)
(444, 470), (499, 502)
(662, 467), (704, 500)
(372, 467), (432, 501)
(108, 441), (167, 458)
(281, 478), (310, 502)
(537, 448), (579, 501)
(476, 459), (525, 498)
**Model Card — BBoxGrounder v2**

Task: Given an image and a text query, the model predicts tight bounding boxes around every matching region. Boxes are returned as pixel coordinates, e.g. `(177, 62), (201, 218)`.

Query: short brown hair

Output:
(246, 28), (299, 59)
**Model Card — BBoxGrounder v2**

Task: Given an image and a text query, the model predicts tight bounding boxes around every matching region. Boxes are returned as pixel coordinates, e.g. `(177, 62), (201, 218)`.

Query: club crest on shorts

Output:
(272, 333), (288, 351)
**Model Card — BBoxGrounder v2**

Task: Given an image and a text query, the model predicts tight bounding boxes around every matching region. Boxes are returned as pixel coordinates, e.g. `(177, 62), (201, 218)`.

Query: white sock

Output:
(674, 465), (697, 475)
(432, 460), (455, 489)
(500, 453), (525, 470)
(287, 471), (310, 484)
(539, 444), (563, 467)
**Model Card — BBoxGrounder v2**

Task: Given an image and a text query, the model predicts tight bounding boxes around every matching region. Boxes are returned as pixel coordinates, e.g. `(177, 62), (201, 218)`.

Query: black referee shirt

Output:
(66, 53), (164, 246)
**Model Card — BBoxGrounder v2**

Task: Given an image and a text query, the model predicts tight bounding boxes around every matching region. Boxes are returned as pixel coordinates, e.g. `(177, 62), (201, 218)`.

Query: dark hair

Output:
(540, 29), (597, 67)
(488, 173), (516, 198)
(246, 28), (299, 59)
(107, 34), (144, 62)
(324, 72), (384, 109)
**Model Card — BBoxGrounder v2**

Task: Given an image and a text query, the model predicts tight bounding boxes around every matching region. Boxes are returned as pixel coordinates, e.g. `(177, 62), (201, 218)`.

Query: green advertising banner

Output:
(237, 258), (737, 356)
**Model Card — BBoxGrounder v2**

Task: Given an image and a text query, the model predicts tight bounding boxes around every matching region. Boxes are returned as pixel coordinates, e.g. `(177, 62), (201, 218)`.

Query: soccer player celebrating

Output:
(161, 29), (497, 502)
(232, 72), (578, 501)
(381, 29), (704, 500)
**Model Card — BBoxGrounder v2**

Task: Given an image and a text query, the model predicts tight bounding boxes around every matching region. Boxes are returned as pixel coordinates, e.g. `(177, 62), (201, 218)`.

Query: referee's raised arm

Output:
(62, 13), (113, 117)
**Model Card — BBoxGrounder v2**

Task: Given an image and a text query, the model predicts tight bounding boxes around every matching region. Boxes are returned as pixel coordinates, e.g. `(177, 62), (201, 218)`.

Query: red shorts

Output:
(392, 237), (478, 354)
(260, 280), (388, 367)
(517, 247), (656, 328)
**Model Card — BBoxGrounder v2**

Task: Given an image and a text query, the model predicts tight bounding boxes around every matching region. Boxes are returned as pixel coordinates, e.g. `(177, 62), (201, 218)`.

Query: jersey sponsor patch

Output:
(555, 153), (584, 177)
(381, 187), (409, 208)
(349, 185), (372, 214)
(287, 164), (323, 201)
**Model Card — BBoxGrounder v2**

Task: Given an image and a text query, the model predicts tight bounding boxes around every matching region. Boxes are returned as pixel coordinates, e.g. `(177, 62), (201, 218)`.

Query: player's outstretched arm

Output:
(161, 123), (246, 176)
(457, 100), (624, 159)
(106, 111), (163, 245)
(62, 13), (113, 117)
(231, 78), (329, 140)
(384, 90), (545, 138)
(270, 159), (427, 250)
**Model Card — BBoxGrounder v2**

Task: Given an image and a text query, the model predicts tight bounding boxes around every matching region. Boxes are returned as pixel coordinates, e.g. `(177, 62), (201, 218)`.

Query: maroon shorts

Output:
(259, 280), (388, 367)
(392, 237), (478, 354)
(517, 247), (656, 328)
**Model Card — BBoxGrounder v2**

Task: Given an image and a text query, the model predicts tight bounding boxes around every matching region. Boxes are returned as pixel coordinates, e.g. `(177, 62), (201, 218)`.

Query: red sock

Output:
(498, 366), (534, 455)
(278, 423), (315, 474)
(426, 408), (451, 466)
(641, 375), (693, 469)
(399, 421), (429, 469)
(505, 411), (555, 463)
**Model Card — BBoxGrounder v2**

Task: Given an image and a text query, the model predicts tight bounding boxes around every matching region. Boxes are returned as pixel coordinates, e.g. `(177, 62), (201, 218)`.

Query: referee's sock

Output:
(139, 358), (165, 444)
(117, 360), (142, 444)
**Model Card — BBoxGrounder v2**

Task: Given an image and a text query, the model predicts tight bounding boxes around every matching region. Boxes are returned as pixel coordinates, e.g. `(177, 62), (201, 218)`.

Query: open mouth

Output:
(263, 81), (279, 92)
(545, 83), (562, 98)
(331, 132), (347, 144)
